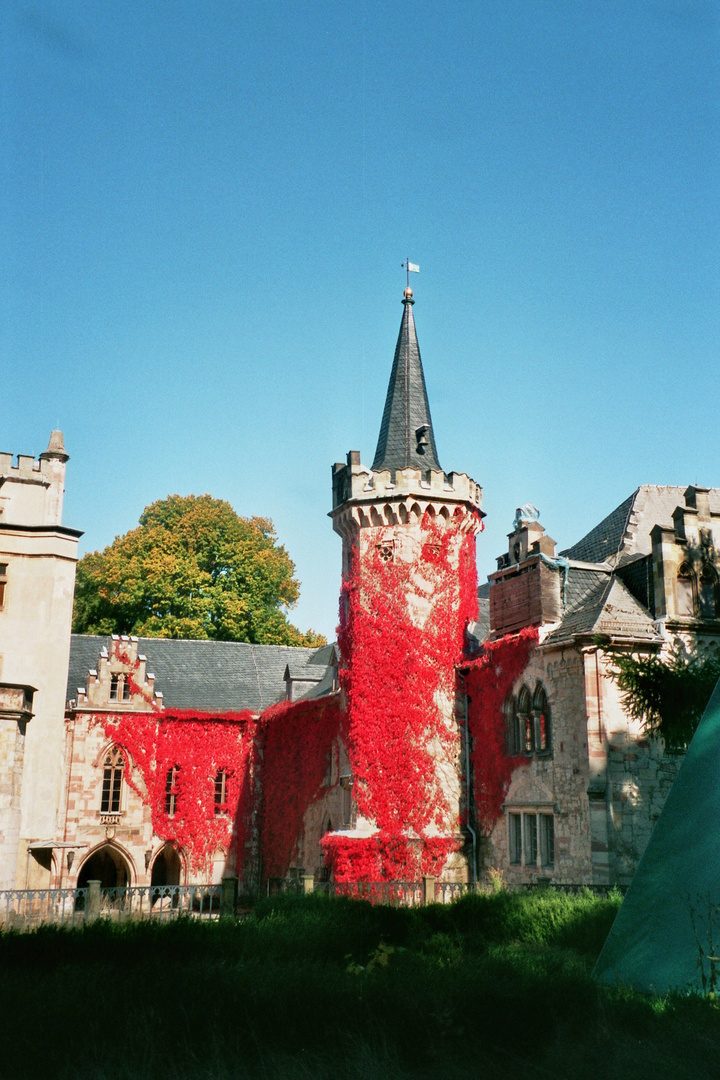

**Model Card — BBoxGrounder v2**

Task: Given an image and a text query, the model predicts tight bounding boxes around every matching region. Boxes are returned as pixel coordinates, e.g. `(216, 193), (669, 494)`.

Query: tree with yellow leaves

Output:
(72, 494), (325, 646)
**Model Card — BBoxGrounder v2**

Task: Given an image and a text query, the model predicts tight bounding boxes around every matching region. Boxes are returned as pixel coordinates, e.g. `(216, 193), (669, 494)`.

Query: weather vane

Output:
(401, 258), (420, 288)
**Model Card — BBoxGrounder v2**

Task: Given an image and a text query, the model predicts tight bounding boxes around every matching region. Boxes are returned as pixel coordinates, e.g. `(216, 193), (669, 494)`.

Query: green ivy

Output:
(612, 645), (720, 752)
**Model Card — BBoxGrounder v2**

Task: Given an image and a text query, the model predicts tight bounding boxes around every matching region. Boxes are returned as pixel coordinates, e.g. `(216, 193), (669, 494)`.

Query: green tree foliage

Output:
(72, 494), (326, 646)
(613, 645), (720, 752)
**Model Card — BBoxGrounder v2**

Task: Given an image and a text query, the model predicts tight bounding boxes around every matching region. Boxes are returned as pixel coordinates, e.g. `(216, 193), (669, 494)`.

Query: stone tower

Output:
(0, 433), (80, 888)
(327, 289), (484, 882)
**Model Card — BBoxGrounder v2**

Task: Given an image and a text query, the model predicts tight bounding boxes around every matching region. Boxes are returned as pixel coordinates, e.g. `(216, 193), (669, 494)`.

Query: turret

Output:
(324, 288), (484, 884)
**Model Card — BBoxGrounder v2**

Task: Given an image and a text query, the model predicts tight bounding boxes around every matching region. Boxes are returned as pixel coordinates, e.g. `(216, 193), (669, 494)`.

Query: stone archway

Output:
(77, 844), (130, 889)
(150, 844), (182, 887)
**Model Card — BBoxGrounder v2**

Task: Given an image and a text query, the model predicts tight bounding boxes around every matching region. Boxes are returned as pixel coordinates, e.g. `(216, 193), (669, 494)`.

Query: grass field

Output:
(0, 888), (718, 1080)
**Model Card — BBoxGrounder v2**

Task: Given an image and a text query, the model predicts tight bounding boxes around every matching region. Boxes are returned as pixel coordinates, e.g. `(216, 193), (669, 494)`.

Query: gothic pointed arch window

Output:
(503, 693), (517, 755)
(517, 686), (533, 756)
(677, 563), (696, 617)
(100, 747), (124, 813)
(699, 564), (719, 619)
(533, 683), (551, 754)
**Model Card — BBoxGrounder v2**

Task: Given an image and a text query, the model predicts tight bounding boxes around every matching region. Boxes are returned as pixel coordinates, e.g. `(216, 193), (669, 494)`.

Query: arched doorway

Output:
(151, 844), (182, 887)
(77, 845), (130, 889)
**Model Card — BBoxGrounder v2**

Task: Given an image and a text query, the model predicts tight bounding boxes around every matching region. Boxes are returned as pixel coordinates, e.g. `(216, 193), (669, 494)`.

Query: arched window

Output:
(503, 693), (515, 755)
(214, 769), (228, 815)
(533, 684), (551, 754)
(517, 686), (533, 755)
(677, 563), (696, 617)
(699, 565), (718, 619)
(165, 766), (180, 817)
(100, 747), (124, 813)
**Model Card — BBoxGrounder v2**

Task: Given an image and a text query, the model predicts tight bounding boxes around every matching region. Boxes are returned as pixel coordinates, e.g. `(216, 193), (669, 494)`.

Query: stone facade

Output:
(484, 489), (720, 888)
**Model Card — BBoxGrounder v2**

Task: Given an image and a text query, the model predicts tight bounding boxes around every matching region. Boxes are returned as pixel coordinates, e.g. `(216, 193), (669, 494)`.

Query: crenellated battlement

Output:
(0, 433), (68, 527)
(330, 450), (483, 539)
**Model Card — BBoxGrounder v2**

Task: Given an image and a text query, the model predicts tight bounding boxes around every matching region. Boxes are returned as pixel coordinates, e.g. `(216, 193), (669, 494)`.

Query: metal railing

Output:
(0, 882), (223, 930)
(91, 884), (222, 921)
(0, 887), (88, 930)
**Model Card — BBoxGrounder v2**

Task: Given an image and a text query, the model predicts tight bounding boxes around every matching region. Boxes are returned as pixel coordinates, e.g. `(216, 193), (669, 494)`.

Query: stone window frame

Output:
(109, 673), (132, 703)
(510, 683), (552, 758)
(504, 692), (521, 756)
(676, 562), (697, 617)
(507, 809), (554, 869)
(0, 563), (7, 610)
(100, 746), (125, 814)
(532, 683), (551, 755)
(699, 563), (719, 619)
(165, 765), (180, 817)
(214, 769), (228, 815)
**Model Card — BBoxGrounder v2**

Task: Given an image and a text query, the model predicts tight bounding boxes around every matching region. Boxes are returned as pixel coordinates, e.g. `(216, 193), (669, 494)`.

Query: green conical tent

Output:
(594, 678), (720, 994)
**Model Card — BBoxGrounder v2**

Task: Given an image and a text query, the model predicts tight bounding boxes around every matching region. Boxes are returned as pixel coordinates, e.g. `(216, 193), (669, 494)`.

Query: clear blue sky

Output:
(3, 1), (719, 639)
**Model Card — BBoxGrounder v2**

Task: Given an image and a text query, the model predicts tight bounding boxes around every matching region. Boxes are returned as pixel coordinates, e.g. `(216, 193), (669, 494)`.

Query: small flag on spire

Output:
(402, 259), (420, 287)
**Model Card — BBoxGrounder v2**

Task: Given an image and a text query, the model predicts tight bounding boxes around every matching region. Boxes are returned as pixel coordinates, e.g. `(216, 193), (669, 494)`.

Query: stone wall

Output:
(485, 644), (593, 886)
(60, 714), (155, 888)
(0, 436), (79, 888)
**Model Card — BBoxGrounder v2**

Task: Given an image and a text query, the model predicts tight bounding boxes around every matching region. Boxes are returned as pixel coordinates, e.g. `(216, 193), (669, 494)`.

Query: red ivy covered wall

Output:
(321, 512), (479, 881)
(93, 708), (258, 876)
(462, 626), (539, 831)
(91, 555), (538, 885)
(258, 695), (344, 879)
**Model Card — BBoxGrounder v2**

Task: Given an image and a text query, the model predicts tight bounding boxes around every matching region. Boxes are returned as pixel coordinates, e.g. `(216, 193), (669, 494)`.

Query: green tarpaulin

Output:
(594, 677), (720, 994)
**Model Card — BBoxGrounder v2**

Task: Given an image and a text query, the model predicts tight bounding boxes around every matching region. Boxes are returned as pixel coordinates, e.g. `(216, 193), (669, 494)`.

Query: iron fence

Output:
(0, 883), (222, 930)
(93, 884), (222, 920)
(0, 878), (622, 929)
(0, 887), (88, 930)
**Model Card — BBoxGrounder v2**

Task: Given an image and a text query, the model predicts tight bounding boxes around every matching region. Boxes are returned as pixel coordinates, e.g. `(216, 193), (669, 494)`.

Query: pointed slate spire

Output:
(372, 289), (442, 475)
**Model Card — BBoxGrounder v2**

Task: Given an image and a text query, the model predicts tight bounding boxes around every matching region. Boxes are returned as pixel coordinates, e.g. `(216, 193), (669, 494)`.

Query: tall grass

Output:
(0, 888), (717, 1080)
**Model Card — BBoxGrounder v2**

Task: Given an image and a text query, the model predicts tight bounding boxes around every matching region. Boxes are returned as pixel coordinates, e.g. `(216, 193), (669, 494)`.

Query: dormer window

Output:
(415, 424), (430, 455)
(677, 563), (696, 617)
(109, 674), (132, 702)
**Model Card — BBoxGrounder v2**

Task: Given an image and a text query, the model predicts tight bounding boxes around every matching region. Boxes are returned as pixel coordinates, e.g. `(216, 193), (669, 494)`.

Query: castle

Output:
(2, 289), (719, 894)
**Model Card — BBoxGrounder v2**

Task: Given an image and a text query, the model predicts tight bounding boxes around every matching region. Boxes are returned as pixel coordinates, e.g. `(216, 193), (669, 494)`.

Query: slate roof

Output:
(544, 567), (659, 647)
(67, 635), (335, 714)
(561, 486), (720, 567)
(371, 294), (441, 475)
(468, 582), (491, 648)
